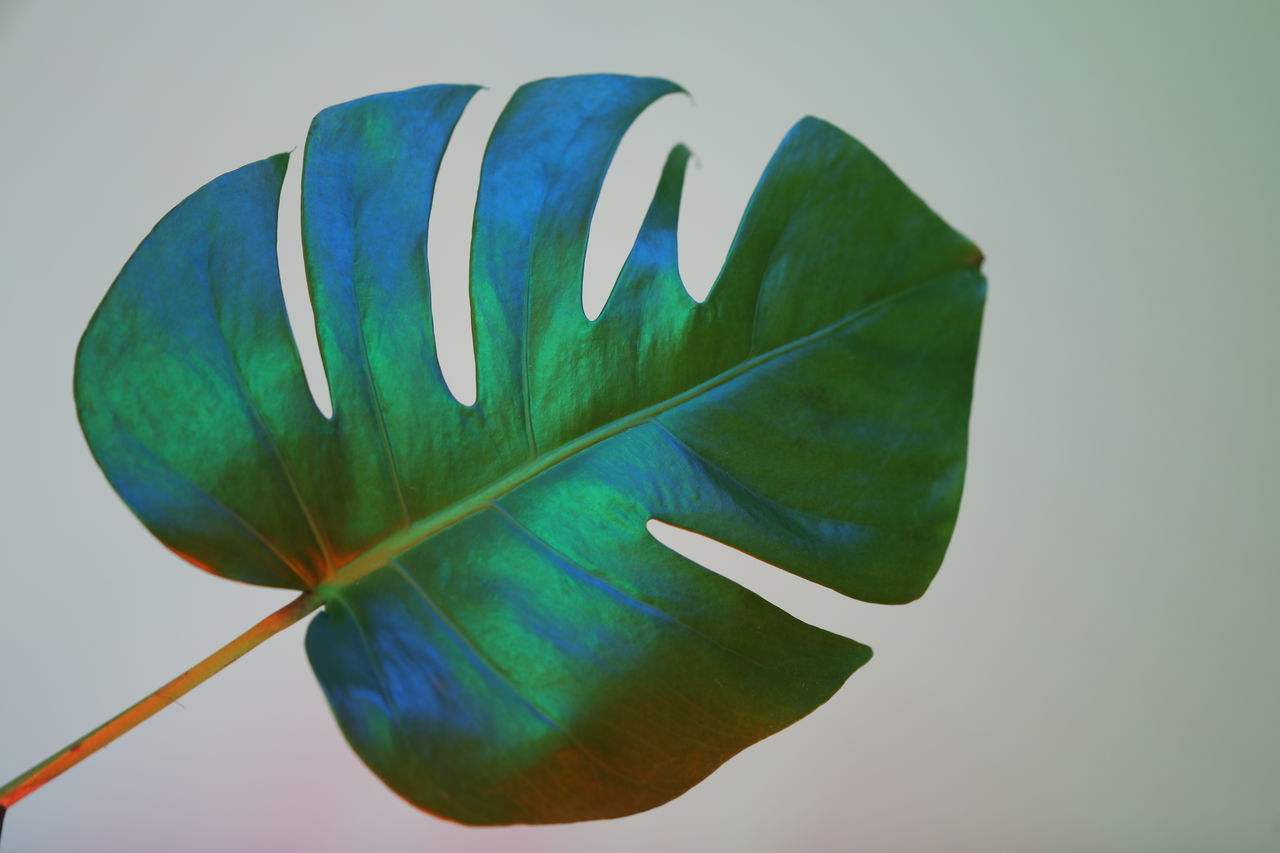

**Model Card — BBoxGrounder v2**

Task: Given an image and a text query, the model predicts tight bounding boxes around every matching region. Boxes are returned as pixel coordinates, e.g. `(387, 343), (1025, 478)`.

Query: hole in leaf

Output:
(428, 86), (513, 407)
(583, 93), (691, 321)
(646, 519), (864, 640)
(674, 113), (787, 302)
(276, 147), (333, 418)
(584, 93), (787, 311)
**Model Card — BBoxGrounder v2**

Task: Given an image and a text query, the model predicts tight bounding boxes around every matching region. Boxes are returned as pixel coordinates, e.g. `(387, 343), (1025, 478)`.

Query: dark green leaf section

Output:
(75, 83), (496, 586)
(74, 74), (985, 825)
(308, 504), (868, 824)
(308, 262), (980, 821)
(299, 83), (484, 548)
(75, 151), (327, 587)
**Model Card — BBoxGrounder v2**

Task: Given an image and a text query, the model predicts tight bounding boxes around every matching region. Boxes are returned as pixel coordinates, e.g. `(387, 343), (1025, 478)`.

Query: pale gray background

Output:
(1, 2), (1277, 851)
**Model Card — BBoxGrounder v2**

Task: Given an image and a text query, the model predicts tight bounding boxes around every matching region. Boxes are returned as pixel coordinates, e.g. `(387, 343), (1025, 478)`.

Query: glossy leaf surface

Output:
(75, 74), (985, 824)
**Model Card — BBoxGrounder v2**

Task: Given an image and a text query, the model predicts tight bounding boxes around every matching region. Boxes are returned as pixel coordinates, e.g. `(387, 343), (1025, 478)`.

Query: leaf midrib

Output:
(315, 271), (961, 599)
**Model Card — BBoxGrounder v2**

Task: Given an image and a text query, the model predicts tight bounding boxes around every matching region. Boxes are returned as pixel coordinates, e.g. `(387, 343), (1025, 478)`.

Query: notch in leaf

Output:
(7, 73), (984, 829)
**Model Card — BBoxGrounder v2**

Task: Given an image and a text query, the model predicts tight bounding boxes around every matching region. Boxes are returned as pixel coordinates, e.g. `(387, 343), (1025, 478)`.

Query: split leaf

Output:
(74, 74), (985, 824)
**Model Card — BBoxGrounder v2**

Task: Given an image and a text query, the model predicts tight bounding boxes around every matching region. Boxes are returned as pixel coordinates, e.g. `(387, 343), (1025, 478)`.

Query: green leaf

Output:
(74, 74), (985, 824)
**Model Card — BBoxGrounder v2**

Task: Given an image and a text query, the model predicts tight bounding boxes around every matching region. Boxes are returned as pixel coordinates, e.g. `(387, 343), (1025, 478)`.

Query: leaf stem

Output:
(0, 591), (322, 813)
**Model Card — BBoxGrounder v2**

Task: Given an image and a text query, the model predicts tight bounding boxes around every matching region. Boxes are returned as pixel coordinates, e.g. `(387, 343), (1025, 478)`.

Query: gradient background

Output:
(1, 2), (1277, 851)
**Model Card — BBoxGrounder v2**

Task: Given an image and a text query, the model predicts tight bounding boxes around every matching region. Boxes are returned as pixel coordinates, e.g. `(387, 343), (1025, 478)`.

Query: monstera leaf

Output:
(68, 74), (984, 824)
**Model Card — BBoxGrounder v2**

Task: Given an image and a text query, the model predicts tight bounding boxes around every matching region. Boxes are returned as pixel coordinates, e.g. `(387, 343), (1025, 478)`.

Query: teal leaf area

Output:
(74, 75), (985, 824)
